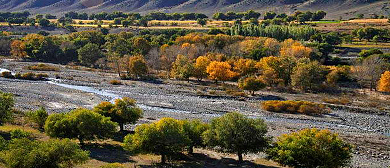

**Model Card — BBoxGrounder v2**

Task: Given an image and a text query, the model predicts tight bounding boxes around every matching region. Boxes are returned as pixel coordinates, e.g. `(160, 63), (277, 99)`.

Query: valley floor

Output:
(0, 60), (389, 168)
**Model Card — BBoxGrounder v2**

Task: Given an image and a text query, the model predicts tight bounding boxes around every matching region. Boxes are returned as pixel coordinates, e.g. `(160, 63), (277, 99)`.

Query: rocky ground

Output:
(0, 60), (389, 168)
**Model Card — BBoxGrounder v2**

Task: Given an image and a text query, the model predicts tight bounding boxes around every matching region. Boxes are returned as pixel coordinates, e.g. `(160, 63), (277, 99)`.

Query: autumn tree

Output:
(291, 61), (328, 91)
(267, 128), (352, 168)
(378, 71), (390, 92)
(206, 61), (236, 83)
(203, 112), (269, 163)
(257, 56), (297, 86)
(127, 55), (148, 79)
(353, 55), (388, 90)
(93, 97), (143, 131)
(10, 40), (27, 59)
(233, 58), (257, 76)
(238, 76), (266, 95)
(124, 118), (190, 164)
(193, 56), (211, 81)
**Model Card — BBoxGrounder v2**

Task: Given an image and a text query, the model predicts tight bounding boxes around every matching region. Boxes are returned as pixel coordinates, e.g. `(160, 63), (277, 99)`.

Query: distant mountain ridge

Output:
(0, 0), (389, 19)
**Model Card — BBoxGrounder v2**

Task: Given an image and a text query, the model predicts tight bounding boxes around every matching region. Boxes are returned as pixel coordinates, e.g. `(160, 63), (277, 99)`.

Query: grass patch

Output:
(307, 20), (341, 24)
(323, 97), (350, 105)
(261, 100), (329, 115)
(25, 63), (59, 71)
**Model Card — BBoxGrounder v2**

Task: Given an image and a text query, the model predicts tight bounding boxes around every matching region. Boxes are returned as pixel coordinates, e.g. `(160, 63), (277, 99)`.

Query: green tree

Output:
(38, 18), (50, 27)
(2, 138), (89, 168)
(0, 91), (14, 125)
(45, 108), (118, 145)
(180, 120), (209, 154)
(197, 18), (207, 27)
(94, 97), (143, 131)
(266, 128), (352, 168)
(171, 54), (194, 81)
(291, 61), (327, 91)
(238, 76), (266, 95)
(123, 118), (190, 164)
(203, 112), (269, 163)
(78, 43), (103, 67)
(26, 107), (48, 131)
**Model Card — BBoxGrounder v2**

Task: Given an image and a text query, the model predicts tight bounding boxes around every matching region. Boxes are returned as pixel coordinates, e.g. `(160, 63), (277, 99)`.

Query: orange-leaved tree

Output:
(206, 61), (236, 83)
(378, 71), (390, 92)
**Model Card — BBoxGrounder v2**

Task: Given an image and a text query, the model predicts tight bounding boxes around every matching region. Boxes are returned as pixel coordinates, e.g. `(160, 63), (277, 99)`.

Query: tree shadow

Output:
(82, 143), (135, 164)
(138, 152), (279, 168)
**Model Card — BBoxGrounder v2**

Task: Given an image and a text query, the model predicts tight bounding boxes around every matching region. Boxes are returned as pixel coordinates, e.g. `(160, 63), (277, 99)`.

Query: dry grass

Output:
(322, 97), (351, 105)
(262, 100), (329, 115)
(345, 19), (389, 23)
(25, 63), (59, 71)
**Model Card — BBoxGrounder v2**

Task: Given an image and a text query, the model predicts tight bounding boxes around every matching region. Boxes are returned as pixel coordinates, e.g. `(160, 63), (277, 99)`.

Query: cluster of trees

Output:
(0, 11), (30, 24)
(0, 91), (353, 168)
(352, 27), (390, 43)
(212, 10), (261, 21)
(124, 112), (352, 167)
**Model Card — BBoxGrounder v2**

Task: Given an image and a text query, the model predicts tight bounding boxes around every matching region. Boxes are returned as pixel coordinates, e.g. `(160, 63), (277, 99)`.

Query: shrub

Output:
(0, 91), (14, 125)
(109, 80), (122, 85)
(1, 138), (89, 168)
(26, 107), (48, 130)
(45, 108), (118, 145)
(35, 73), (49, 80)
(266, 128), (353, 168)
(14, 72), (48, 81)
(10, 129), (32, 139)
(93, 98), (143, 131)
(25, 63), (59, 71)
(261, 100), (328, 115)
(123, 118), (190, 164)
(1, 71), (14, 78)
(322, 97), (350, 105)
(203, 112), (269, 162)
(20, 72), (35, 80)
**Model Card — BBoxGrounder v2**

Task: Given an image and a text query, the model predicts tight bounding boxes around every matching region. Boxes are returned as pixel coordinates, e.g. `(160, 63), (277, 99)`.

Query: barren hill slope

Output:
(0, 0), (388, 19)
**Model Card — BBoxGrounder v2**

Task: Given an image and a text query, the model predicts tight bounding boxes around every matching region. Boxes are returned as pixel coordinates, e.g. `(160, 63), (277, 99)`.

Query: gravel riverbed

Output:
(0, 60), (389, 168)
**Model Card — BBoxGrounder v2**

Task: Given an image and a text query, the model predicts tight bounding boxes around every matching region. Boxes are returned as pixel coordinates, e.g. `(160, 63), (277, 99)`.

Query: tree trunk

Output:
(251, 91), (255, 96)
(119, 123), (124, 132)
(79, 137), (84, 146)
(238, 151), (243, 163)
(161, 154), (166, 164)
(188, 146), (194, 154)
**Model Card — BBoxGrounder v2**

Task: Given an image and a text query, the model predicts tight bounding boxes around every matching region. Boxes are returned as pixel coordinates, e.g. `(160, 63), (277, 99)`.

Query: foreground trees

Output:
(1, 138), (89, 168)
(124, 118), (190, 164)
(267, 128), (353, 168)
(45, 108), (118, 145)
(203, 112), (269, 163)
(0, 91), (14, 125)
(93, 97), (143, 131)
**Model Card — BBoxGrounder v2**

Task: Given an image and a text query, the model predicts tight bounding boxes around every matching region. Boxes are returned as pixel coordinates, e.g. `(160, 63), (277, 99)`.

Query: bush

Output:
(203, 112), (269, 162)
(1, 71), (14, 78)
(266, 128), (353, 168)
(109, 80), (122, 85)
(1, 138), (89, 168)
(14, 72), (48, 81)
(261, 100), (328, 115)
(322, 97), (350, 105)
(0, 91), (14, 125)
(26, 107), (48, 130)
(10, 129), (32, 139)
(45, 108), (118, 145)
(25, 63), (59, 71)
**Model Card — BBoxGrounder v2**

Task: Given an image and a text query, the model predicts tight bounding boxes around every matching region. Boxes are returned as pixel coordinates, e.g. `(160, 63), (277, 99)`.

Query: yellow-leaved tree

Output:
(378, 71), (390, 92)
(206, 61), (236, 83)
(193, 56), (211, 81)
